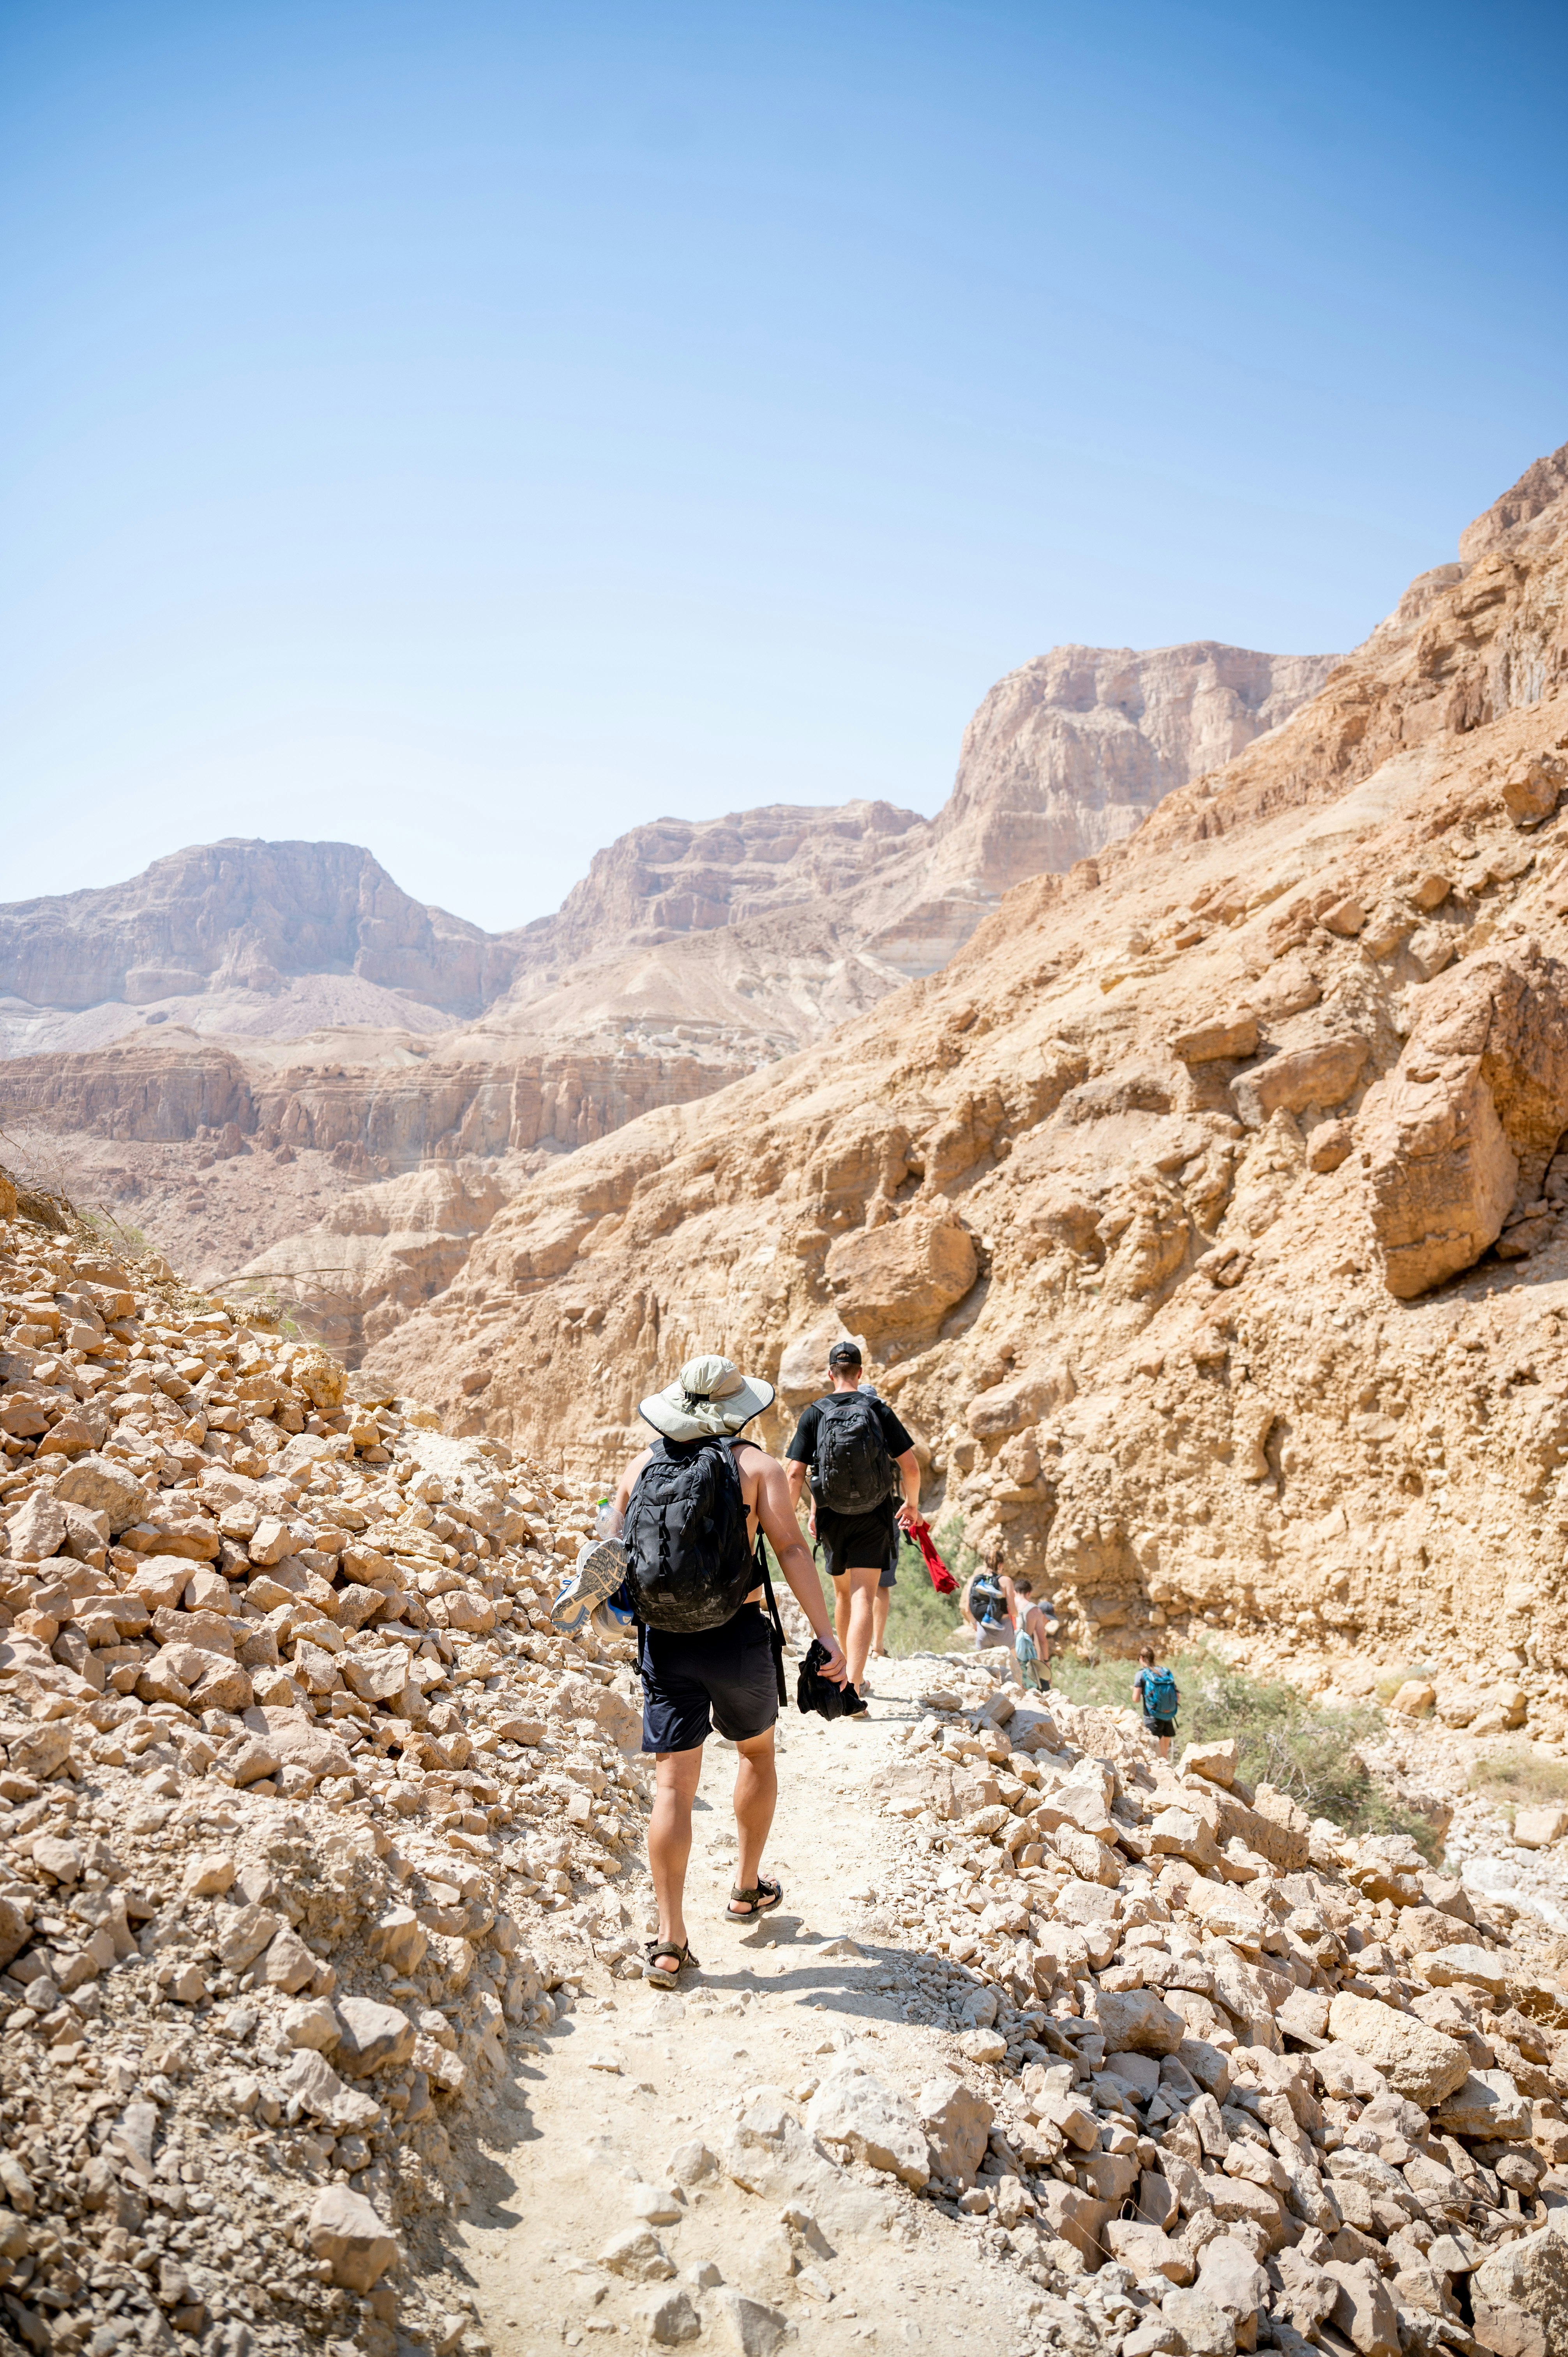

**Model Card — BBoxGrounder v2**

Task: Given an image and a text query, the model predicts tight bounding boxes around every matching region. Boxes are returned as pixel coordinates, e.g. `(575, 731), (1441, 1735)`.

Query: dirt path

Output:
(443, 1657), (1047, 2355)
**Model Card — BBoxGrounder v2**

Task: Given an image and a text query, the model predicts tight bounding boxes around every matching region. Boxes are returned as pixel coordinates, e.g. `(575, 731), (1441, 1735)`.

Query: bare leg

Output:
(649, 1745), (704, 1955)
(1159, 1732), (1172, 1760)
(729, 1728), (779, 1905)
(872, 1588), (890, 1656)
(831, 1572), (851, 1654)
(842, 1562), (880, 1690)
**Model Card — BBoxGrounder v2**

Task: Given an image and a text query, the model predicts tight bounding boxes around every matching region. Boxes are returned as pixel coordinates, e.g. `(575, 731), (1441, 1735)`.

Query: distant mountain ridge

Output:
(0, 631), (1336, 1346)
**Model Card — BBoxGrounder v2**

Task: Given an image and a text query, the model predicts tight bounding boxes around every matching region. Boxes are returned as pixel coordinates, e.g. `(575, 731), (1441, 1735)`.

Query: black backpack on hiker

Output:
(623, 1436), (756, 1632)
(809, 1393), (895, 1516)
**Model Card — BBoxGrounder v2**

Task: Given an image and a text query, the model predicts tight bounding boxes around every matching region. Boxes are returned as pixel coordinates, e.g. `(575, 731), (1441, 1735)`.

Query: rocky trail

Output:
(5, 1187), (1568, 2357)
(451, 1662), (1044, 2356)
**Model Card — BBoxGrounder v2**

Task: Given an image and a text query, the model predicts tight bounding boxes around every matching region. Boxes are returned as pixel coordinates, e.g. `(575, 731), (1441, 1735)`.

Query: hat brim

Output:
(639, 1373), (776, 1443)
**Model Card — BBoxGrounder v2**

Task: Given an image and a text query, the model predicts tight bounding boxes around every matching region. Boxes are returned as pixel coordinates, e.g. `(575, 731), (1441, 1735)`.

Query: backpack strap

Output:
(728, 1439), (788, 1705)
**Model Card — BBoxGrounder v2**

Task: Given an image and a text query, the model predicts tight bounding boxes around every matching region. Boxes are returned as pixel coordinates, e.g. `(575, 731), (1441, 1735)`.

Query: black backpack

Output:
(623, 1436), (760, 1633)
(809, 1393), (895, 1515)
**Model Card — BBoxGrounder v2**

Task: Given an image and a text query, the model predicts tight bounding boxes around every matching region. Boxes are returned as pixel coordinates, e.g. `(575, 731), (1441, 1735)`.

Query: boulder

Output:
(1513, 1805), (1568, 1849)
(1197, 2237), (1270, 2329)
(333, 1996), (415, 2078)
(1105, 2221), (1191, 2283)
(823, 1212), (977, 1343)
(598, 2226), (676, 2283)
(51, 1455), (150, 1532)
(1158, 2288), (1236, 2356)
(1432, 2069), (1531, 2141)
(1179, 1739), (1236, 1787)
(1323, 2258), (1400, 2357)
(1233, 1035), (1370, 1127)
(710, 2292), (789, 2356)
(1470, 2227), (1568, 2357)
(280, 2051), (380, 2134)
(806, 2064), (929, 2188)
(1419, 1943), (1515, 2001)
(306, 2186), (397, 2292)
(260, 1926), (319, 1993)
(1365, 1056), (1516, 1297)
(1035, 2181), (1113, 2271)
(1169, 1014), (1260, 1065)
(1088, 1987), (1187, 2055)
(917, 2073), (993, 2187)
(1326, 1993), (1469, 2106)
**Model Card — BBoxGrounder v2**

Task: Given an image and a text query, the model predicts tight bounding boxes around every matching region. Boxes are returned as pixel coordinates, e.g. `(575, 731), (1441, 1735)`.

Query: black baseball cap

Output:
(827, 1339), (863, 1368)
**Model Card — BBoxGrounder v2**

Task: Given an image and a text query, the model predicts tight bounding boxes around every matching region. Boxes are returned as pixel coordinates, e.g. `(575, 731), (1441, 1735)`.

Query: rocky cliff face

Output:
(511, 798), (927, 966)
(845, 643), (1339, 974)
(366, 441), (1568, 1706)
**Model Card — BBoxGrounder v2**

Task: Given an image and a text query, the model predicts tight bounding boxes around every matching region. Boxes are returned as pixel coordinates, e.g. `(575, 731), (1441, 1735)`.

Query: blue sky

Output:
(2, 0), (1564, 933)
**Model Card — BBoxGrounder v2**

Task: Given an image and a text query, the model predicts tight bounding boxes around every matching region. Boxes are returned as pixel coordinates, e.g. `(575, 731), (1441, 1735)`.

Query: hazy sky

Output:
(3, 0), (1564, 933)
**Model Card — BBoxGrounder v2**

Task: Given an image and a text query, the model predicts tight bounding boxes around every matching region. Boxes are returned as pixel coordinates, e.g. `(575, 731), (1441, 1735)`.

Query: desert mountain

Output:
(844, 642), (1338, 973)
(366, 439), (1568, 1707)
(0, 636), (1328, 1337)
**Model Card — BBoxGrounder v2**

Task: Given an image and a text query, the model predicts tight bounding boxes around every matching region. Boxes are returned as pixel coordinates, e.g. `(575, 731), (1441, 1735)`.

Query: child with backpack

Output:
(1134, 1647), (1180, 1757)
(960, 1540), (1020, 1682)
(1011, 1576), (1051, 1692)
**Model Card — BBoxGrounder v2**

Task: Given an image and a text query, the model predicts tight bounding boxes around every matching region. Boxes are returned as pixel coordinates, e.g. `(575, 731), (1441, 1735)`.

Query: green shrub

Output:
(1050, 1645), (1443, 1861)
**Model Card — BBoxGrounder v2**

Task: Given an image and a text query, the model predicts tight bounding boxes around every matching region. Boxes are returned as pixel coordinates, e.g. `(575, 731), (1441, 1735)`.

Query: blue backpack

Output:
(1142, 1667), (1178, 1719)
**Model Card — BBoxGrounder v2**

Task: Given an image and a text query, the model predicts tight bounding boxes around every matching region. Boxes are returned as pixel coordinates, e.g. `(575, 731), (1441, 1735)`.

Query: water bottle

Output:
(595, 1497), (622, 1539)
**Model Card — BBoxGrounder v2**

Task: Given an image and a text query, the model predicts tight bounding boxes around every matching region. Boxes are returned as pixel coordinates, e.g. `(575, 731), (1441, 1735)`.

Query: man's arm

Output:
(612, 1449), (653, 1529)
(892, 1445), (921, 1530)
(754, 1455), (847, 1682)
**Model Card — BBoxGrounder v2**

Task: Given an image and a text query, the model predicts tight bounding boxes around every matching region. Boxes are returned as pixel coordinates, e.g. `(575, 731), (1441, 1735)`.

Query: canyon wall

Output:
(364, 441), (1568, 1701)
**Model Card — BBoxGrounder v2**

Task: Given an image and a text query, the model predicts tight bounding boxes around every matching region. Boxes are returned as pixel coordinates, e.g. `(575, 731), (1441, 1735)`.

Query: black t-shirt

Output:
(786, 1392), (914, 1467)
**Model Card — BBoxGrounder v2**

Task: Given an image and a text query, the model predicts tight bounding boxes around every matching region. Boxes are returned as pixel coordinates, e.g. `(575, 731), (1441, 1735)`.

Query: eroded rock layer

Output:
(368, 442), (1568, 1701)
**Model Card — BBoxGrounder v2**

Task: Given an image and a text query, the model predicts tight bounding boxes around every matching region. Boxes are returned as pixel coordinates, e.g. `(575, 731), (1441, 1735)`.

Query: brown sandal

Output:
(727, 1874), (784, 1922)
(643, 1937), (698, 1988)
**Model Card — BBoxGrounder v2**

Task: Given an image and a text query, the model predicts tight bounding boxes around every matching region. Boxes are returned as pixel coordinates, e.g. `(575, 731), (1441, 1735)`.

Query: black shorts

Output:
(1144, 1714), (1177, 1740)
(816, 1500), (899, 1583)
(638, 1603), (779, 1755)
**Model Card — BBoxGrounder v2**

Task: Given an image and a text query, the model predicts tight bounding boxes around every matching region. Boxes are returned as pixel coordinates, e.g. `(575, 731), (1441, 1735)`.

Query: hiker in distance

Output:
(784, 1338), (921, 1709)
(1134, 1645), (1180, 1758)
(960, 1537), (1021, 1677)
(604, 1354), (848, 1988)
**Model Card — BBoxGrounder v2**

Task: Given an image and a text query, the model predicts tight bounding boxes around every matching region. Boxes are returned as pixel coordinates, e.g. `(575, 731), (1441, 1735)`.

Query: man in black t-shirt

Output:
(784, 1340), (920, 1711)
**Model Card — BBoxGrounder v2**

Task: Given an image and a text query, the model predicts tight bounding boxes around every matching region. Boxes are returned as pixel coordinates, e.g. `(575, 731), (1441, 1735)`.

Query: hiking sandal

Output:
(643, 1937), (698, 1989)
(727, 1874), (784, 1922)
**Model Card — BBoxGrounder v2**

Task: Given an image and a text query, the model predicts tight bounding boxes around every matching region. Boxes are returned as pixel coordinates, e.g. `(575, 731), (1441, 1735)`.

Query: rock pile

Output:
(0, 1194), (655, 2357)
(833, 1659), (1568, 2355)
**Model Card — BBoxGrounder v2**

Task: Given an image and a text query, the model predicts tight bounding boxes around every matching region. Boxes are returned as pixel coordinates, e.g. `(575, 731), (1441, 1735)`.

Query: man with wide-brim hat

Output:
(605, 1353), (847, 1988)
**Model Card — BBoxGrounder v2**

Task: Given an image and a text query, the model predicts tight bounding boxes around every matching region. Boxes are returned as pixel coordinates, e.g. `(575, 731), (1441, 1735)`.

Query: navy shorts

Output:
(638, 1603), (779, 1754)
(816, 1500), (899, 1583)
(1144, 1714), (1177, 1740)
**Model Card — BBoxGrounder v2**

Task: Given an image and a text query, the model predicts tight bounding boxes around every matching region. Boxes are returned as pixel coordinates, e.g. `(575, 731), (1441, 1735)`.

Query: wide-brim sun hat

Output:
(639, 1352), (776, 1442)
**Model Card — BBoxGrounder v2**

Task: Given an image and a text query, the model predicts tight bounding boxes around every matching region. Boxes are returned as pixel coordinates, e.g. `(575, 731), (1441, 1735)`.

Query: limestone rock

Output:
(306, 2186), (398, 2292)
(823, 1212), (977, 1343)
(1470, 2228), (1568, 2357)
(333, 1996), (415, 2078)
(1326, 1994), (1469, 2106)
(917, 2072), (993, 2186)
(806, 2064), (929, 2189)
(1431, 2068), (1531, 2140)
(598, 2226), (676, 2282)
